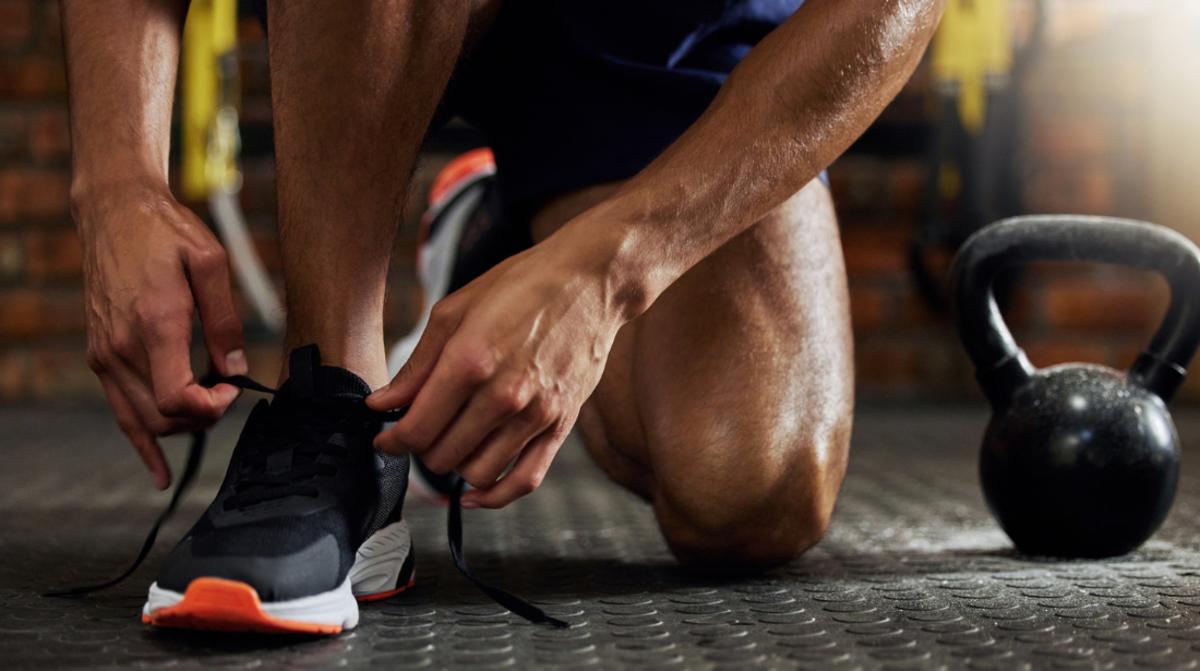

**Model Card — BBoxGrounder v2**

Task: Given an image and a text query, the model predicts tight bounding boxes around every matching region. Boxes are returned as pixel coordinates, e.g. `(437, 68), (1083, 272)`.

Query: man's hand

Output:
(76, 181), (246, 490)
(61, 1), (241, 488)
(367, 230), (634, 508)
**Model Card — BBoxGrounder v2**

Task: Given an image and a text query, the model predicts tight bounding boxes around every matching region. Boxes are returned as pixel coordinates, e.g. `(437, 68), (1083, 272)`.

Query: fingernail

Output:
(225, 349), (248, 375)
(461, 499), (480, 509)
(368, 383), (389, 399)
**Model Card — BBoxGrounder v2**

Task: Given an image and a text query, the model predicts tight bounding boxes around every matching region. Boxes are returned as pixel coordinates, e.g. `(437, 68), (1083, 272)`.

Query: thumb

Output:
(368, 309), (456, 409)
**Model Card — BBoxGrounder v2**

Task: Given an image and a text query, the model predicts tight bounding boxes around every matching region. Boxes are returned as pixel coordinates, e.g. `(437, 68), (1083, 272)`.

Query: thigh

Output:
(533, 179), (853, 504)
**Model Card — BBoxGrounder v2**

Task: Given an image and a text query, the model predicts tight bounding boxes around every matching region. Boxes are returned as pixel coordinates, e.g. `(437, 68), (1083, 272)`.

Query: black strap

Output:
(288, 346), (318, 397)
(220, 374), (278, 395)
(448, 477), (568, 628)
(43, 429), (207, 597)
(41, 370), (235, 597)
(44, 371), (568, 628)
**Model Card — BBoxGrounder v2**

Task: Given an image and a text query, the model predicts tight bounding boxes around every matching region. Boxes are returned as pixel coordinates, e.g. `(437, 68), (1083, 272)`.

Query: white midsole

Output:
(143, 519), (412, 630)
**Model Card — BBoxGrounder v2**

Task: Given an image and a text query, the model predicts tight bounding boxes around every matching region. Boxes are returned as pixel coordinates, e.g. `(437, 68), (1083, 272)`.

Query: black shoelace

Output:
(44, 373), (568, 629)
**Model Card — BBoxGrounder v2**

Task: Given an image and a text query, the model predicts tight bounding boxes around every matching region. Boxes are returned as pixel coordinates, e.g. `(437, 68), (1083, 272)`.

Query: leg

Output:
(267, 1), (482, 387)
(533, 179), (854, 571)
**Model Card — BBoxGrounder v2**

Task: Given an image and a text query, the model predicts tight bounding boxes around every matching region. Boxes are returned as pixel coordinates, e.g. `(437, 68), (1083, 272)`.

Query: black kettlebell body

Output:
(982, 364), (1179, 557)
(952, 216), (1200, 558)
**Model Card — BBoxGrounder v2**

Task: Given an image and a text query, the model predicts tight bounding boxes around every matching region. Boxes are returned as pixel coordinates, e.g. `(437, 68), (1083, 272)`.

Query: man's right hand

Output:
(75, 181), (247, 490)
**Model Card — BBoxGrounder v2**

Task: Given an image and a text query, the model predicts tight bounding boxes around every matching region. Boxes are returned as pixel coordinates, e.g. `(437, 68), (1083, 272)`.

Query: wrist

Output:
(70, 172), (173, 230)
(555, 205), (676, 325)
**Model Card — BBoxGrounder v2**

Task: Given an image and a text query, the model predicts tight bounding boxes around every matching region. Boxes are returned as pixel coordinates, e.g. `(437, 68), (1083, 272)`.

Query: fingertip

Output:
(368, 386), (401, 409)
(174, 386), (219, 421)
(373, 434), (400, 454)
(188, 384), (236, 418)
(460, 498), (480, 509)
(153, 467), (171, 490)
(212, 382), (240, 406)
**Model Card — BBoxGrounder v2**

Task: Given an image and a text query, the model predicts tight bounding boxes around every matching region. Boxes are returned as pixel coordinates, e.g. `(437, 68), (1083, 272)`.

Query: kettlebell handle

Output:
(950, 215), (1200, 406)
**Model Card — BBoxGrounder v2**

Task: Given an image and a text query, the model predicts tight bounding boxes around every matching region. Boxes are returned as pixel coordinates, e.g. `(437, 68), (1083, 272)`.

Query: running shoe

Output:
(48, 343), (566, 631)
(140, 345), (414, 634)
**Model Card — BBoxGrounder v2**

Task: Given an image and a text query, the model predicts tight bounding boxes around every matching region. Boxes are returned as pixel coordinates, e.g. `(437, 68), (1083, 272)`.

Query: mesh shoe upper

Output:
(156, 346), (409, 602)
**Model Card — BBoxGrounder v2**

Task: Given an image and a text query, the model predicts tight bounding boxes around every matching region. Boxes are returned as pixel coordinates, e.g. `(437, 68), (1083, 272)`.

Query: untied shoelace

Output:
(44, 372), (569, 629)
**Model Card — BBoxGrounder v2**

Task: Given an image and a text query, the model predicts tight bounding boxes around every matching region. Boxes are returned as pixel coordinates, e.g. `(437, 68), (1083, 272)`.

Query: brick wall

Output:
(0, 0), (83, 399)
(0, 2), (1193, 405)
(829, 4), (1192, 402)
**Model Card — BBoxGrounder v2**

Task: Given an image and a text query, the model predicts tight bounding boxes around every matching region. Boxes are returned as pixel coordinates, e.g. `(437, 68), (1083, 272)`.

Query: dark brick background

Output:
(0, 1), (1193, 404)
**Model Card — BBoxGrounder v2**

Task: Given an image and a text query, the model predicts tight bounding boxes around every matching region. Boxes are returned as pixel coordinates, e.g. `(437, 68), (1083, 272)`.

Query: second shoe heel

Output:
(350, 520), (416, 602)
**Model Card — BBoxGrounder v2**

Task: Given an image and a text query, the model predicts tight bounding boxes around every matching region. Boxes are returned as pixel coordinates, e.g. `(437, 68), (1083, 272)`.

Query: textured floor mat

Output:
(2, 405), (1200, 669)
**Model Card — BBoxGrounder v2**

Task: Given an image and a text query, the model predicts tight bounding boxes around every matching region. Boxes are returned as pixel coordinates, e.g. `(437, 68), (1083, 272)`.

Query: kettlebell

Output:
(950, 215), (1200, 558)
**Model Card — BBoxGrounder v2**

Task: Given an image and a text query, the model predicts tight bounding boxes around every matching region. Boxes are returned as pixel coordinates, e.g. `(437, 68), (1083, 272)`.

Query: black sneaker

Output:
(140, 346), (414, 634)
(50, 344), (566, 631)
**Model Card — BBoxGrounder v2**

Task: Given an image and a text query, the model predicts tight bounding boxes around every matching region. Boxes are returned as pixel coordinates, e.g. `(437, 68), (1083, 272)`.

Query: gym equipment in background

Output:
(950, 215), (1200, 557)
(182, 0), (283, 333)
(909, 0), (1044, 311)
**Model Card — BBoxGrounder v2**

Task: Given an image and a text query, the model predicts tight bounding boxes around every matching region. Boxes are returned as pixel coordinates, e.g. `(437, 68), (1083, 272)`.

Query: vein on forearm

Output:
(597, 0), (944, 300)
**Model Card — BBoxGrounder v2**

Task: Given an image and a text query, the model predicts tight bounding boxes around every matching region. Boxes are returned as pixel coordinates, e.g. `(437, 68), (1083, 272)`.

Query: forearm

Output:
(572, 0), (943, 318)
(60, 0), (187, 209)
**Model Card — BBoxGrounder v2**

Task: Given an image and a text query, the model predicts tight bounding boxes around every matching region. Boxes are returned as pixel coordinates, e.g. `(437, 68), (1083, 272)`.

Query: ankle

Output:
(279, 336), (389, 390)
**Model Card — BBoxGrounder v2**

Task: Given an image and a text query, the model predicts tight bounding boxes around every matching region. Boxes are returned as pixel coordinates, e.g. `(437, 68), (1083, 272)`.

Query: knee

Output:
(653, 424), (849, 573)
(659, 492), (834, 573)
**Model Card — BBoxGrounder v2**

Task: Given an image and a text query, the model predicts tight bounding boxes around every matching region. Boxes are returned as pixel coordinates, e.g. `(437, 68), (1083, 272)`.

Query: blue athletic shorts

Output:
(250, 0), (814, 212)
(447, 0), (806, 211)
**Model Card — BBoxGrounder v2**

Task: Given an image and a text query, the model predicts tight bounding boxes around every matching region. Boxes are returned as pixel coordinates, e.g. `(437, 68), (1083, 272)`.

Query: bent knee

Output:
(659, 496), (833, 573)
(653, 429), (848, 574)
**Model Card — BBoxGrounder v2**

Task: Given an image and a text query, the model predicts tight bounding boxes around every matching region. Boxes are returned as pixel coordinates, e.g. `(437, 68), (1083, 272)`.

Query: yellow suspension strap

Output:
(181, 1), (283, 331)
(182, 0), (239, 200)
(910, 0), (1029, 312)
(931, 0), (1014, 135)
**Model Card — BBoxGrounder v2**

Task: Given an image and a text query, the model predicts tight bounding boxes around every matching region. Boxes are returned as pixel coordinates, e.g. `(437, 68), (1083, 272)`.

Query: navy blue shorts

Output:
(251, 0), (811, 212)
(447, 0), (805, 211)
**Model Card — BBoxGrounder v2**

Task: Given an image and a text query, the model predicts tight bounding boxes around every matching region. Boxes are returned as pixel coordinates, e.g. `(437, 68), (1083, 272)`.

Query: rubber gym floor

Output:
(3, 404), (1200, 670)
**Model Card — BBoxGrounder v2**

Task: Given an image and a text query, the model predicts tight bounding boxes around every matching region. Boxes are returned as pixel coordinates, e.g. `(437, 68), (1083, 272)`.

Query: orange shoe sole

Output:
(143, 574), (416, 635)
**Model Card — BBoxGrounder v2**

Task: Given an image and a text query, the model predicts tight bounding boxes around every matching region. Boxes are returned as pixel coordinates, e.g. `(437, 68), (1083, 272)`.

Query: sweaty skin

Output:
(62, 0), (942, 566)
(368, 0), (944, 511)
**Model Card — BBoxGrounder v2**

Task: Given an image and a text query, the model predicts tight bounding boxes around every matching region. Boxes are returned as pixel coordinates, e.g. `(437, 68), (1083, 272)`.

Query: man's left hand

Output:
(367, 232), (630, 508)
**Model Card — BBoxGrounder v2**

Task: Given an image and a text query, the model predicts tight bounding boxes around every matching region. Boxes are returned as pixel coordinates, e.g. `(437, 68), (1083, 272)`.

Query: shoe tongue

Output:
(277, 344), (372, 402)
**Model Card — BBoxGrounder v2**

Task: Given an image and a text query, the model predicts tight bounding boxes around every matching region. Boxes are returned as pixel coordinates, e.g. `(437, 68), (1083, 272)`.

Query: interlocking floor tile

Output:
(3, 405), (1200, 669)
